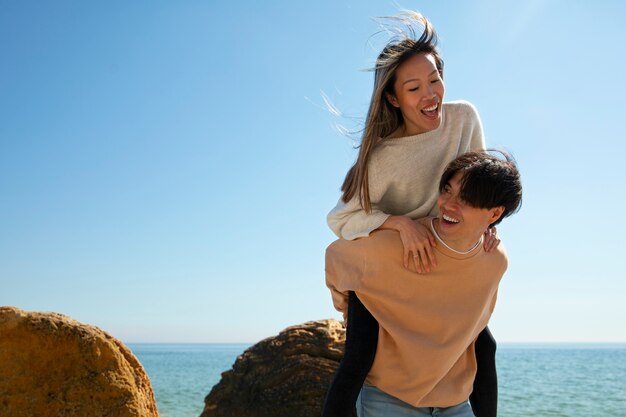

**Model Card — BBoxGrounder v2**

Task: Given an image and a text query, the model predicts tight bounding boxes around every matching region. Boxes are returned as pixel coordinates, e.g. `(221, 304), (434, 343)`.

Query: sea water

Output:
(130, 343), (249, 417)
(497, 344), (626, 416)
(130, 343), (626, 417)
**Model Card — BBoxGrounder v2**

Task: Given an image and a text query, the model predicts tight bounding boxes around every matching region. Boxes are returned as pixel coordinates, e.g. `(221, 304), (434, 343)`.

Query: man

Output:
(325, 151), (523, 417)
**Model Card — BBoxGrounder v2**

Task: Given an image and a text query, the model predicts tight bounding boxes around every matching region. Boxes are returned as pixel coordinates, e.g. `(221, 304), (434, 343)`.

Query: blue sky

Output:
(1, 0), (625, 343)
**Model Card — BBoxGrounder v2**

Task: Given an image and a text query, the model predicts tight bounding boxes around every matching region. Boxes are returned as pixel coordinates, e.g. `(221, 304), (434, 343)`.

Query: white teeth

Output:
(443, 213), (459, 223)
(423, 104), (438, 112)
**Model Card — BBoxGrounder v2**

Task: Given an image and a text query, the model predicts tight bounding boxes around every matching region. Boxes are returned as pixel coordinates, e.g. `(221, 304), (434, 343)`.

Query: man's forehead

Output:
(449, 171), (465, 185)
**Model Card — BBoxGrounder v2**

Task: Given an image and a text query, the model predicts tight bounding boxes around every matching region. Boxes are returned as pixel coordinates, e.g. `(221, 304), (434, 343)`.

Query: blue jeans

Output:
(357, 384), (475, 417)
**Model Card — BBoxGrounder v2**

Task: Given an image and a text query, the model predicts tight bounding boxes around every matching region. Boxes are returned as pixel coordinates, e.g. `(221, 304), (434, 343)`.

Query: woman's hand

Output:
(483, 226), (500, 252)
(380, 216), (437, 273)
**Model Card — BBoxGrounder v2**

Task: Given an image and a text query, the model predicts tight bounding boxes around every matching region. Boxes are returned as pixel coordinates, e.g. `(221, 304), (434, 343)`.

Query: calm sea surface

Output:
(130, 343), (626, 417)
(130, 343), (249, 417)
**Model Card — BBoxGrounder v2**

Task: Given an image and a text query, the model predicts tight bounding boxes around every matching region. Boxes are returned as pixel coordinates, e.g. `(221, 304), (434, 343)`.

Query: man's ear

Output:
(489, 207), (505, 224)
(386, 92), (399, 108)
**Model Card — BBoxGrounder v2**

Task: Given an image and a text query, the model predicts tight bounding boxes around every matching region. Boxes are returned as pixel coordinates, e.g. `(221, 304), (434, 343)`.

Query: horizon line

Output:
(124, 341), (626, 346)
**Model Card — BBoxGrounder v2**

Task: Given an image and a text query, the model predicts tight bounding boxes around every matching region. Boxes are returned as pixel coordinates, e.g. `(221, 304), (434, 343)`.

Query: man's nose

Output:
(441, 195), (460, 209)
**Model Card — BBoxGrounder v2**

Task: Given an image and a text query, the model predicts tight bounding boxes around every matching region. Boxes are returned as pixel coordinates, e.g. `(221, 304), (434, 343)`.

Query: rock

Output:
(200, 319), (346, 417)
(0, 306), (158, 417)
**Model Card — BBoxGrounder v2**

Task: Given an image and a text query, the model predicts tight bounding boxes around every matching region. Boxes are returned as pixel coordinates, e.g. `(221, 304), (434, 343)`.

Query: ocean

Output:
(129, 343), (626, 417)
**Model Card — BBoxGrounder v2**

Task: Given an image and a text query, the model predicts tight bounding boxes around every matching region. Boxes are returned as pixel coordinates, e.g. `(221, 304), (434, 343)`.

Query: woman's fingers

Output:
(483, 227), (501, 252)
(422, 248), (435, 273)
(427, 229), (437, 248)
(411, 247), (433, 273)
(487, 236), (501, 252)
(424, 236), (437, 267)
(403, 247), (410, 269)
(399, 221), (439, 273)
(412, 254), (420, 273)
(407, 242), (437, 273)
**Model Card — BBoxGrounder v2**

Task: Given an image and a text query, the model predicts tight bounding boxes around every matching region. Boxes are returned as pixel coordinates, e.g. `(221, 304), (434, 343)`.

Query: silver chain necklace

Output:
(429, 218), (482, 255)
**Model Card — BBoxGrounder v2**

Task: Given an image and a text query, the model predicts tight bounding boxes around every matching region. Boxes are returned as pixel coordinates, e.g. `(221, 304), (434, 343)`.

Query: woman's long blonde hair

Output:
(340, 12), (444, 212)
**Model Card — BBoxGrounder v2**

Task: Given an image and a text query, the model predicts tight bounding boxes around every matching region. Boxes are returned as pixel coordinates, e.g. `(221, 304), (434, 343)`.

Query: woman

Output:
(323, 12), (499, 417)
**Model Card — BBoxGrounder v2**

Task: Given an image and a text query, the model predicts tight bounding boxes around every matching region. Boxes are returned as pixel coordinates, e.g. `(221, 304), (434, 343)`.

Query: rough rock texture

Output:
(0, 306), (158, 417)
(200, 319), (346, 417)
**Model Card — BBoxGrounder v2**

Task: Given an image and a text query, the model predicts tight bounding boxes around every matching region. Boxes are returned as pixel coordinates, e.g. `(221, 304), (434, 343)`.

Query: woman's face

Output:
(387, 53), (445, 136)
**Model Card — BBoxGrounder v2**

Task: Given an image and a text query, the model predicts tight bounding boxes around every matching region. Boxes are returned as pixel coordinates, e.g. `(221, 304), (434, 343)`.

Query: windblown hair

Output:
(340, 11), (444, 212)
(439, 151), (523, 227)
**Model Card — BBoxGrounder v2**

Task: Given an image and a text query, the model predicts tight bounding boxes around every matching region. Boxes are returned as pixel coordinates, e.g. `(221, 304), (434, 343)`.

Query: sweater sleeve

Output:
(466, 101), (486, 151)
(327, 196), (391, 240)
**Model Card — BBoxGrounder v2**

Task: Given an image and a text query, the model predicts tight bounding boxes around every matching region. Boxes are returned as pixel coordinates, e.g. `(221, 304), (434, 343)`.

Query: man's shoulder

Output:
(326, 230), (401, 257)
(485, 241), (509, 274)
(416, 217), (433, 228)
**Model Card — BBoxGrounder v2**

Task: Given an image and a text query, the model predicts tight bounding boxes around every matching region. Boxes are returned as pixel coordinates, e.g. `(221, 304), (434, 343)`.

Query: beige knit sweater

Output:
(325, 217), (508, 407)
(327, 101), (485, 240)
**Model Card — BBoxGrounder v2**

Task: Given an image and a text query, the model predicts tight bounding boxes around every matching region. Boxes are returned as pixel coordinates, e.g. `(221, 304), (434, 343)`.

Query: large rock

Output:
(0, 306), (158, 417)
(201, 319), (345, 417)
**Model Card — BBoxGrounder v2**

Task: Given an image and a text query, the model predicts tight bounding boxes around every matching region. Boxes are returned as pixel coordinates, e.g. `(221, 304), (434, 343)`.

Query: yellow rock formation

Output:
(0, 306), (158, 417)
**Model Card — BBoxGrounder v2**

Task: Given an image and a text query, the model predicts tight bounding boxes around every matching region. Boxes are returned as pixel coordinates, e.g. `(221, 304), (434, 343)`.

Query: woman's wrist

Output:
(380, 215), (412, 233)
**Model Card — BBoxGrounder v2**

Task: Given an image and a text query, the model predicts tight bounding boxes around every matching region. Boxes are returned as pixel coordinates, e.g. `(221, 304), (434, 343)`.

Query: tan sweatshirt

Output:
(325, 217), (508, 407)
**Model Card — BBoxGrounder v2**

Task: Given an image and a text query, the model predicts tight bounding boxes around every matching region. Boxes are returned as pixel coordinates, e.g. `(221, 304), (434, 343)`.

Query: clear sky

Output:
(1, 0), (625, 343)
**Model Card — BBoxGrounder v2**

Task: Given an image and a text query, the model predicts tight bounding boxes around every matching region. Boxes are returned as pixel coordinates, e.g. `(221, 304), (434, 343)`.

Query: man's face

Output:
(437, 171), (503, 245)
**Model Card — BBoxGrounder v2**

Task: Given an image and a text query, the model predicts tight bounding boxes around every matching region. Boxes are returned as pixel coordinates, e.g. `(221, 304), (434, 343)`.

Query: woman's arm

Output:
(327, 196), (390, 240)
(378, 216), (437, 273)
(328, 202), (437, 273)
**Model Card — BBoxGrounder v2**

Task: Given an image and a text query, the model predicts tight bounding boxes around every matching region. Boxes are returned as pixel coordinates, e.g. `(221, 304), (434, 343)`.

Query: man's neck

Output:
(431, 218), (483, 253)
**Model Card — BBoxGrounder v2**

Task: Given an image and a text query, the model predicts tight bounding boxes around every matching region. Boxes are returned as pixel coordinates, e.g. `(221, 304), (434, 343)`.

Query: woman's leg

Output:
(322, 292), (379, 417)
(469, 326), (497, 417)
